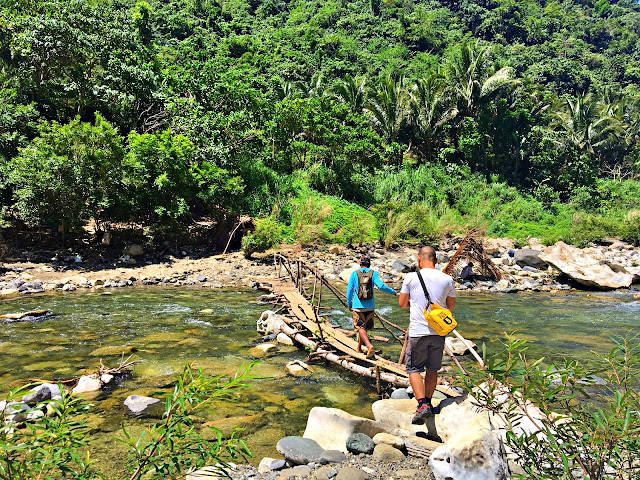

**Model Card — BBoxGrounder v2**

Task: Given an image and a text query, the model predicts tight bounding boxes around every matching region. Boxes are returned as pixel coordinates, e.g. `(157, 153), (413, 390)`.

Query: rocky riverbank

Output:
(1, 238), (639, 298)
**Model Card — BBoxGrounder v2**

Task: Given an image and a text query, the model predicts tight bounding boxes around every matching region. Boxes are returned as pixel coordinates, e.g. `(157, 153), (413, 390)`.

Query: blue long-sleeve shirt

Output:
(346, 268), (397, 310)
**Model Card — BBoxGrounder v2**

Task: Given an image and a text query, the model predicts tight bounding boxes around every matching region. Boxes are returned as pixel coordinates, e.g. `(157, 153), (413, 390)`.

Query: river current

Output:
(0, 287), (638, 472)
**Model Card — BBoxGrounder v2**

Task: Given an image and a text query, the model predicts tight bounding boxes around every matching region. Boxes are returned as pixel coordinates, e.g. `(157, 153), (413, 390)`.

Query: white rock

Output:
(62, 284), (77, 291)
(445, 337), (475, 356)
(124, 395), (164, 418)
(372, 432), (404, 449)
(258, 457), (286, 473)
(429, 416), (509, 480)
(72, 375), (102, 394)
(276, 333), (294, 346)
(100, 374), (114, 384)
(303, 407), (385, 453)
(257, 311), (286, 335)
(339, 264), (360, 282)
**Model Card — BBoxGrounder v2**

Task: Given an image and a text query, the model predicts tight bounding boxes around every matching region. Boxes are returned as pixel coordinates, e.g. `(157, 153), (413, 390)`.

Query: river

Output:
(0, 287), (638, 473)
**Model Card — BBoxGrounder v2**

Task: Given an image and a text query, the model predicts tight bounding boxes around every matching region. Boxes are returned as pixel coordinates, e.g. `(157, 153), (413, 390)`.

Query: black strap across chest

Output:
(416, 271), (432, 307)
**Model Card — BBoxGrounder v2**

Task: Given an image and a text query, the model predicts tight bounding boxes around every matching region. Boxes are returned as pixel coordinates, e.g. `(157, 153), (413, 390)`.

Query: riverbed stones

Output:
(124, 395), (164, 418)
(319, 450), (347, 464)
(303, 407), (384, 452)
(276, 436), (325, 465)
(72, 375), (102, 394)
(540, 242), (633, 289)
(22, 383), (60, 405)
(372, 432), (404, 449)
(257, 311), (287, 335)
(277, 465), (312, 479)
(373, 443), (406, 462)
(346, 433), (375, 455)
(312, 465), (338, 480)
(258, 457), (286, 473)
(335, 467), (369, 480)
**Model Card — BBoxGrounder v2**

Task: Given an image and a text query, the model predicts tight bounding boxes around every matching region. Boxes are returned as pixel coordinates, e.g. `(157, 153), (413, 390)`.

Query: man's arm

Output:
(398, 293), (410, 309)
(346, 272), (356, 309)
(446, 296), (456, 311)
(372, 271), (396, 295)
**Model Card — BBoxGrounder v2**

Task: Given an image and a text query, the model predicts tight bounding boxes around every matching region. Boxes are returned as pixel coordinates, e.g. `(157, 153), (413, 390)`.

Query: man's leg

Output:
(423, 369), (438, 399)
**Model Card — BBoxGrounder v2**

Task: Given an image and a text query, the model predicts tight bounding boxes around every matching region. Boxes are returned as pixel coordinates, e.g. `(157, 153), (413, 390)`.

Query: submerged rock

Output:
(286, 360), (312, 376)
(1, 310), (52, 323)
(124, 395), (164, 418)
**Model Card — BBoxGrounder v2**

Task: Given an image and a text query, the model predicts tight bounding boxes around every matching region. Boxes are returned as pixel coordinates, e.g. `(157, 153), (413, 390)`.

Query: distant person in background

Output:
(460, 262), (479, 284)
(347, 255), (397, 359)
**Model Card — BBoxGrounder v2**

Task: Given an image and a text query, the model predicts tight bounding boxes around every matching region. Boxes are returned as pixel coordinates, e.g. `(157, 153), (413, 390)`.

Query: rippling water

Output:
(0, 287), (638, 473)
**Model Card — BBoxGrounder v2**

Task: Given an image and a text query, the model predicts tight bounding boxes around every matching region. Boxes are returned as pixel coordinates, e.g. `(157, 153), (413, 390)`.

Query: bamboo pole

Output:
(452, 330), (485, 369)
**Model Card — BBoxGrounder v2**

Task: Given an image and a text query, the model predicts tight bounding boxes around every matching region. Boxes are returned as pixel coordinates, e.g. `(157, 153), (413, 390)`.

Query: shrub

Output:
(242, 216), (284, 258)
(567, 213), (621, 247)
(623, 210), (640, 245)
(458, 335), (640, 480)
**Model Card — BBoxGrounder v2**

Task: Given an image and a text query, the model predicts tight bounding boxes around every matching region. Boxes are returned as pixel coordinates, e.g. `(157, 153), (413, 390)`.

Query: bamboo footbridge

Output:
(255, 254), (462, 397)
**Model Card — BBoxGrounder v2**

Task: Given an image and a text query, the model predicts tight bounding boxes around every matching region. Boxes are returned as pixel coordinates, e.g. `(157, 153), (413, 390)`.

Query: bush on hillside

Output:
(623, 210), (640, 245)
(242, 216), (284, 258)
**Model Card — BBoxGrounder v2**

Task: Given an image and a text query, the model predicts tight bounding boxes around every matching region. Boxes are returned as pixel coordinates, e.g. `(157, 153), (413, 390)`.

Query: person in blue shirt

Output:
(346, 255), (398, 358)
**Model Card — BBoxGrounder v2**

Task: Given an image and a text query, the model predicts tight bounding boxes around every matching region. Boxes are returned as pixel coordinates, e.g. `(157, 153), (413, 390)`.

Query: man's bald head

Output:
(418, 245), (436, 264)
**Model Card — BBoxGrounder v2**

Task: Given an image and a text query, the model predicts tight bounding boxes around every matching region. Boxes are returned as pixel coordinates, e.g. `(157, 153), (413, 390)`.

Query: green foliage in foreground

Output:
(459, 335), (640, 480)
(0, 364), (256, 480)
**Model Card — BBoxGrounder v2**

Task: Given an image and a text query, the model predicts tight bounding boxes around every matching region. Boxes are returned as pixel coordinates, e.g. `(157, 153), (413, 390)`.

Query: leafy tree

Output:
(6, 114), (124, 235)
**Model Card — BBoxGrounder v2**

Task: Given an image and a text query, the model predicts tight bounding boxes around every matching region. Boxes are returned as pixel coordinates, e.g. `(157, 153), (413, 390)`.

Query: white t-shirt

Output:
(401, 268), (456, 337)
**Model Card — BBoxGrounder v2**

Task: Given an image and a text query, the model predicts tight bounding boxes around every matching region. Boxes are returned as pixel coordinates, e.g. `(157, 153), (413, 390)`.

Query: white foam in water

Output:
(377, 306), (393, 316)
(155, 304), (192, 314)
(330, 309), (345, 315)
(186, 318), (213, 326)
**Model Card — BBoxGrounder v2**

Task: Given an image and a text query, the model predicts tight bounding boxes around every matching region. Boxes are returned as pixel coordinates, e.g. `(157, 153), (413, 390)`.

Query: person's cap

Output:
(360, 255), (371, 267)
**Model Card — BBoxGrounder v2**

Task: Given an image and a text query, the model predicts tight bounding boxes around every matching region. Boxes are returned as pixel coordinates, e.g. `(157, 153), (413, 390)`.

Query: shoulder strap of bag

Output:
(416, 271), (432, 307)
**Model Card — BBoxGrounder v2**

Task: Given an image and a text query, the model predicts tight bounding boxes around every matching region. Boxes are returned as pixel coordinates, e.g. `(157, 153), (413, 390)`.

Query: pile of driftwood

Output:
(443, 229), (503, 281)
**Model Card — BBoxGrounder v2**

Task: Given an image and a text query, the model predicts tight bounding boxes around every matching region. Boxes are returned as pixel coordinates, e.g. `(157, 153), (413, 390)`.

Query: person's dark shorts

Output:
(352, 310), (375, 330)
(405, 335), (446, 373)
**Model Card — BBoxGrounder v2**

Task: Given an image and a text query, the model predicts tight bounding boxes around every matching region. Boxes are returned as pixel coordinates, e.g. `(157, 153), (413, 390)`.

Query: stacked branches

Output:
(443, 230), (503, 281)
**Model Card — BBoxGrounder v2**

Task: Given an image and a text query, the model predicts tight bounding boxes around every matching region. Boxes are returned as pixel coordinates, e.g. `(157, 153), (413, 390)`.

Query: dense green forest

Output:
(1, 0), (640, 248)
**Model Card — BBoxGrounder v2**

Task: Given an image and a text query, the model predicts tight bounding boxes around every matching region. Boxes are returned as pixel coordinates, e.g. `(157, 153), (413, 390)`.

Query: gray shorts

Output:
(405, 336), (446, 374)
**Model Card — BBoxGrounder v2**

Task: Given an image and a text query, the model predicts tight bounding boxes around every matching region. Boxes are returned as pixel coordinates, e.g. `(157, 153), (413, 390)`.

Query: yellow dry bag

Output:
(416, 271), (457, 336)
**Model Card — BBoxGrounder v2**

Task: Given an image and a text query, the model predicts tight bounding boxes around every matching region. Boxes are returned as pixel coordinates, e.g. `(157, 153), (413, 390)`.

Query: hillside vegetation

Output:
(1, 0), (640, 248)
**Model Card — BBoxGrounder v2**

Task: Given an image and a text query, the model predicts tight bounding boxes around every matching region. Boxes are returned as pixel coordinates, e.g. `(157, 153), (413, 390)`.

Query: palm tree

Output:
(552, 91), (623, 163)
(365, 75), (409, 144)
(446, 39), (519, 120)
(275, 80), (295, 101)
(332, 74), (367, 115)
(409, 71), (458, 162)
(297, 72), (325, 98)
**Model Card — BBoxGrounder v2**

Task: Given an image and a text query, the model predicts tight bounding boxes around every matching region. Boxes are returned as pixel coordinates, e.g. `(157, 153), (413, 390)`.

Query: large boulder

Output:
(371, 399), (428, 437)
(540, 242), (633, 290)
(123, 244), (144, 257)
(276, 436), (325, 465)
(429, 415), (510, 480)
(303, 407), (385, 453)
(514, 249), (547, 269)
(72, 375), (102, 394)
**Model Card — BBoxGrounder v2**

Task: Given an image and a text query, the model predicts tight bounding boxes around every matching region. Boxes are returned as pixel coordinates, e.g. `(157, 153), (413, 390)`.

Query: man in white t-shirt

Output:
(398, 245), (456, 424)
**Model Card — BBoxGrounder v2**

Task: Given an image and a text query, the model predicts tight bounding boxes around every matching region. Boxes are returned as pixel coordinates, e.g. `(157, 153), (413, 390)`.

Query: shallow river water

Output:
(0, 287), (638, 474)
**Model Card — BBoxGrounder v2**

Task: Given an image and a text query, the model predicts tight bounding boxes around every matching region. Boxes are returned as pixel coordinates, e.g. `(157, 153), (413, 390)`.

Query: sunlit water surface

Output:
(0, 287), (637, 474)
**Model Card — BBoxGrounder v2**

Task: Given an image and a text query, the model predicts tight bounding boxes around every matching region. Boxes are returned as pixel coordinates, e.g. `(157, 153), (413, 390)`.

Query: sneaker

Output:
(411, 404), (433, 425)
